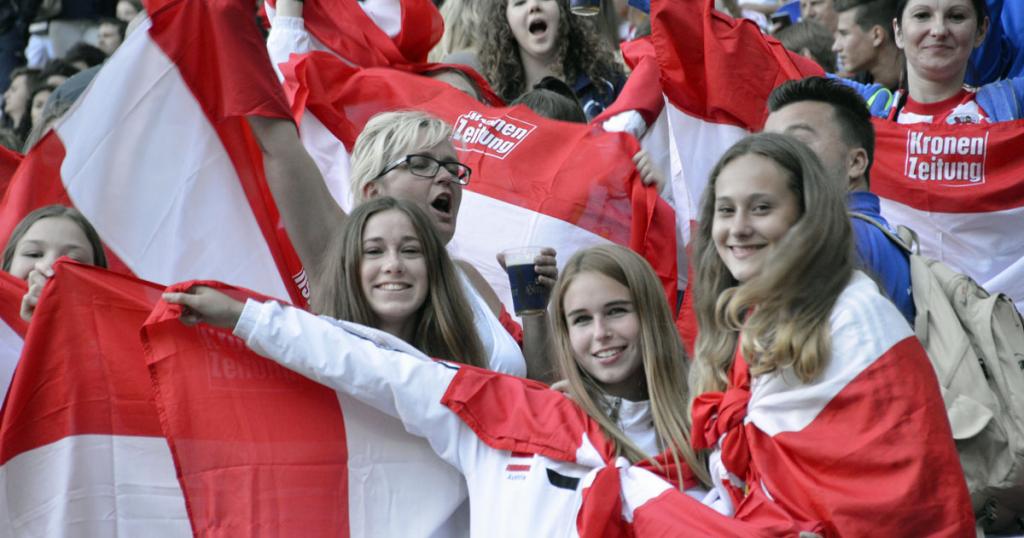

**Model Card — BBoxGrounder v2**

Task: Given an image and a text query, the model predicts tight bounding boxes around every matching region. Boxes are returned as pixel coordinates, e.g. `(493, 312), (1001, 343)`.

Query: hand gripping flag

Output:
(0, 261), (189, 537)
(281, 53), (679, 310)
(0, 0), (307, 306)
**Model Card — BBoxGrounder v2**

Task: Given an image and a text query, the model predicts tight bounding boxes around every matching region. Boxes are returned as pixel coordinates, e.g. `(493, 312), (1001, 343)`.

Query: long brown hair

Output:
(691, 133), (854, 397)
(477, 0), (624, 103)
(313, 197), (486, 367)
(550, 244), (709, 486)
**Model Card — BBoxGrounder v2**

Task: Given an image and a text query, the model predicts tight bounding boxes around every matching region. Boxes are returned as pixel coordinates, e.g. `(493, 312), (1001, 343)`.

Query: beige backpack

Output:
(851, 213), (1024, 534)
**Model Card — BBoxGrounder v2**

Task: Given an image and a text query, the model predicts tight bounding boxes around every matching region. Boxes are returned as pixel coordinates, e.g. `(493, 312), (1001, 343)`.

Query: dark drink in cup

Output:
(503, 247), (550, 315)
(569, 0), (600, 16)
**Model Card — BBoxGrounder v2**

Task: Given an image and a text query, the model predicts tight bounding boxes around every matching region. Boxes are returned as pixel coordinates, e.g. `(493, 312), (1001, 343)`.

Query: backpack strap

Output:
(849, 212), (919, 255)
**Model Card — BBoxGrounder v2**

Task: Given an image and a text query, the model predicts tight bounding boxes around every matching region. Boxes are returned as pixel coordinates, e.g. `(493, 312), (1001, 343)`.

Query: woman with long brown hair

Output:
(162, 243), (709, 535)
(687, 132), (972, 535)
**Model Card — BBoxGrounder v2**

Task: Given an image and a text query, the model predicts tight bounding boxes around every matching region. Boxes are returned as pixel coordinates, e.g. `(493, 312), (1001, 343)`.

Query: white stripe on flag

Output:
(0, 435), (188, 537)
(54, 19), (290, 300)
(0, 321), (22, 400)
(298, 110), (353, 211)
(879, 197), (1024, 309)
(664, 102), (749, 226)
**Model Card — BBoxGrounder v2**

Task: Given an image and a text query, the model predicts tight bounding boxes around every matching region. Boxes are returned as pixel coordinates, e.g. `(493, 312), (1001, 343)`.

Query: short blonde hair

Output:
(349, 110), (453, 206)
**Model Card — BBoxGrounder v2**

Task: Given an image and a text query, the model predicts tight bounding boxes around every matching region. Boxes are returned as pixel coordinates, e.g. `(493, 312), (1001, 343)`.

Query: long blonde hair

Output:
(313, 197), (486, 368)
(691, 133), (854, 397)
(550, 244), (709, 486)
(349, 111), (454, 207)
(429, 0), (483, 62)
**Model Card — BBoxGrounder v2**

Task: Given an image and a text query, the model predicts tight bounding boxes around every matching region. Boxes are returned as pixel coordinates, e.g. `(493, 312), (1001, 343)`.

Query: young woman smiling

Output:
(163, 243), (710, 535)
(843, 0), (1024, 123)
(687, 133), (973, 534)
(249, 110), (557, 380)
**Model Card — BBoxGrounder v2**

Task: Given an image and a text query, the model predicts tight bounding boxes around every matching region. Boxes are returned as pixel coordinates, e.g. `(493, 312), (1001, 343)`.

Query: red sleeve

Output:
(498, 305), (524, 348)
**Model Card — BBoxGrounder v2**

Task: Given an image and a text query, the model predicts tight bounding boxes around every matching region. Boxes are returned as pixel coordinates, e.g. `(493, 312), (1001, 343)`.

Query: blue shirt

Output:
(849, 191), (915, 323)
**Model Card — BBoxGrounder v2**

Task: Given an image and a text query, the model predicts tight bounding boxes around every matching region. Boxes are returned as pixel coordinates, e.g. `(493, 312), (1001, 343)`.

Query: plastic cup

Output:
(503, 246), (550, 316)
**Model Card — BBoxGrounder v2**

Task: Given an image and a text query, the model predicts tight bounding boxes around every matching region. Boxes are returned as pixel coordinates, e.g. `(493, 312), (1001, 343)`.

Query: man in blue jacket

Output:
(764, 76), (915, 322)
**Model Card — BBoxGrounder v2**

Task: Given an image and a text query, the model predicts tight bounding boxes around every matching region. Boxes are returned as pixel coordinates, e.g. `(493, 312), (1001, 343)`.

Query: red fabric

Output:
(397, 62), (506, 107)
(650, 0), (822, 130)
(146, 0), (307, 307)
(0, 261), (164, 465)
(692, 336), (974, 536)
(0, 0), (308, 307)
(265, 0), (443, 67)
(0, 268), (28, 340)
(497, 305), (524, 347)
(0, 145), (22, 199)
(871, 117), (1024, 213)
(593, 52), (664, 128)
(281, 54), (679, 304)
(0, 133), (130, 277)
(142, 281), (349, 537)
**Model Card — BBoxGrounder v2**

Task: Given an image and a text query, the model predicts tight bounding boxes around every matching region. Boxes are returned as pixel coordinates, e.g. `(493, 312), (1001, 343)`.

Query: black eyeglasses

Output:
(376, 154), (472, 185)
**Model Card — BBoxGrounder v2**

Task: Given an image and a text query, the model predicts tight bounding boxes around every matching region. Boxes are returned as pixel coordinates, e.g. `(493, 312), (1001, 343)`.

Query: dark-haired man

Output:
(765, 76), (914, 321)
(832, 0), (902, 90)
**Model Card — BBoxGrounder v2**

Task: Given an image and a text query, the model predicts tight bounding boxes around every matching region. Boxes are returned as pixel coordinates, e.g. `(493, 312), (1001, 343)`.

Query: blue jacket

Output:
(849, 192), (915, 323)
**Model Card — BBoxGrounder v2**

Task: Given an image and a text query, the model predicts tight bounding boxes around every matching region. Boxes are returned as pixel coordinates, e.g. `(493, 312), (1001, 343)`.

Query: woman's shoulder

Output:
(829, 271), (914, 352)
(976, 76), (1024, 121)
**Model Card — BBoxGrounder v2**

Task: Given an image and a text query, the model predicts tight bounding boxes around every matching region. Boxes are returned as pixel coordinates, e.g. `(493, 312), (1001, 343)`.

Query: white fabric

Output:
(746, 271), (913, 435)
(0, 318), (22, 401)
(234, 299), (668, 537)
(54, 18), (291, 300)
(0, 435), (189, 537)
(879, 197), (1024, 309)
(704, 272), (914, 514)
(456, 266), (526, 376)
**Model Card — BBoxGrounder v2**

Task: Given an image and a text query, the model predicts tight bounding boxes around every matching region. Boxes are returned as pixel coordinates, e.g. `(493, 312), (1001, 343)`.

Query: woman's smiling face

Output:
(895, 0), (987, 85)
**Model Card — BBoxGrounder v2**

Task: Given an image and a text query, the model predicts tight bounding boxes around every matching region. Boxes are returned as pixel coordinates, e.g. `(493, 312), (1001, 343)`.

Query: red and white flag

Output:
(0, 0), (306, 306)
(872, 119), (1024, 308)
(0, 262), (189, 537)
(281, 53), (680, 309)
(689, 274), (973, 536)
(647, 0), (822, 347)
(0, 271), (27, 401)
(0, 0), (313, 534)
(264, 0), (443, 67)
(143, 280), (350, 536)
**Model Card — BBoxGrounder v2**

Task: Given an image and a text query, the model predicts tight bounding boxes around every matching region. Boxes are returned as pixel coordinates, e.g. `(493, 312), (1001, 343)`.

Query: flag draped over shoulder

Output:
(872, 118), (1024, 308)
(689, 275), (974, 536)
(281, 53), (679, 308)
(143, 281), (349, 537)
(0, 0), (307, 305)
(0, 261), (189, 537)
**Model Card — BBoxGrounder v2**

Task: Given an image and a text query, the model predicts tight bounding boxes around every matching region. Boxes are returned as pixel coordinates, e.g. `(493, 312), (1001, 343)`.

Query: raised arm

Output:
(246, 115), (347, 281)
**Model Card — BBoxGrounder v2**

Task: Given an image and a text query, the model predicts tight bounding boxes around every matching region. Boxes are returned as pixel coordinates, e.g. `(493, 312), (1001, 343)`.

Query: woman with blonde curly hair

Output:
(477, 0), (625, 119)
(686, 132), (972, 534)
